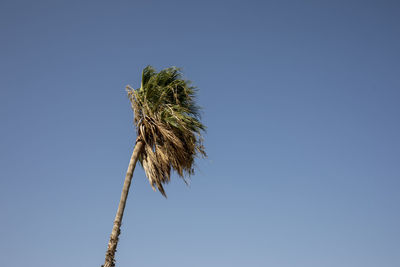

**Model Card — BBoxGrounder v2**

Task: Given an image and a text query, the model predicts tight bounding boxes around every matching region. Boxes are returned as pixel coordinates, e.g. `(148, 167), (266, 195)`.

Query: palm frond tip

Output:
(126, 66), (206, 197)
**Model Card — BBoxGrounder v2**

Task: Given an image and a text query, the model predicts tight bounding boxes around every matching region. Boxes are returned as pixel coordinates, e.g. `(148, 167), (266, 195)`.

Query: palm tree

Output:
(102, 66), (206, 267)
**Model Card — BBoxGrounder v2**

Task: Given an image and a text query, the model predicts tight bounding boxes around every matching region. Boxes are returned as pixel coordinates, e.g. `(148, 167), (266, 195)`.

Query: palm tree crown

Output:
(126, 66), (206, 196)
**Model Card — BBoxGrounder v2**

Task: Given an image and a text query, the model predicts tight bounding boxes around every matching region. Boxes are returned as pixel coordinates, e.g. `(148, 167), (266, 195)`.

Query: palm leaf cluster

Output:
(126, 66), (206, 197)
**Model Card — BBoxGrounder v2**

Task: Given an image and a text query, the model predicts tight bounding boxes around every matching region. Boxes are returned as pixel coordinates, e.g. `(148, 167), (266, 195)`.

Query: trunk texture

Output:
(102, 139), (144, 267)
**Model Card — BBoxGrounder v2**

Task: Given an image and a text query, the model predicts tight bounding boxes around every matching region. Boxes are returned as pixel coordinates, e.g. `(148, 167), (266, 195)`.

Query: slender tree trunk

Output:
(102, 139), (144, 267)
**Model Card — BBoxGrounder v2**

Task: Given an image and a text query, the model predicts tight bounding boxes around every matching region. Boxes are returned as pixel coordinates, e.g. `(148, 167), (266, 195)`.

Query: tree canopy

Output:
(126, 66), (206, 196)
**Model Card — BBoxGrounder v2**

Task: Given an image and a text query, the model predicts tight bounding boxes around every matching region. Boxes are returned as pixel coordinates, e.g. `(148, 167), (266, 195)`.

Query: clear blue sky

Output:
(1, 0), (399, 266)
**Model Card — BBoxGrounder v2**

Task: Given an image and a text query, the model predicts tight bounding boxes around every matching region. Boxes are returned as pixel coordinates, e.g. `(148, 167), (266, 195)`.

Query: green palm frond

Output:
(126, 66), (206, 197)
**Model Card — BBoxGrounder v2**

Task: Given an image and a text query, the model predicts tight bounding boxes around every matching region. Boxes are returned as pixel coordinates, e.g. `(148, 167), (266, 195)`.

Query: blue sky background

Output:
(1, 0), (399, 266)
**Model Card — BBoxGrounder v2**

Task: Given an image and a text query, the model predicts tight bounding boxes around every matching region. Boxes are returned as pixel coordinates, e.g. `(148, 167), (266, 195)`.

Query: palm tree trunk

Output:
(103, 139), (144, 267)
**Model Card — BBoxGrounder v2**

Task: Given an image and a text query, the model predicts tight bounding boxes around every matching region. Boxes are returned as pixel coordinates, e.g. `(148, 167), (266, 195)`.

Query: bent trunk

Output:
(103, 139), (144, 267)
